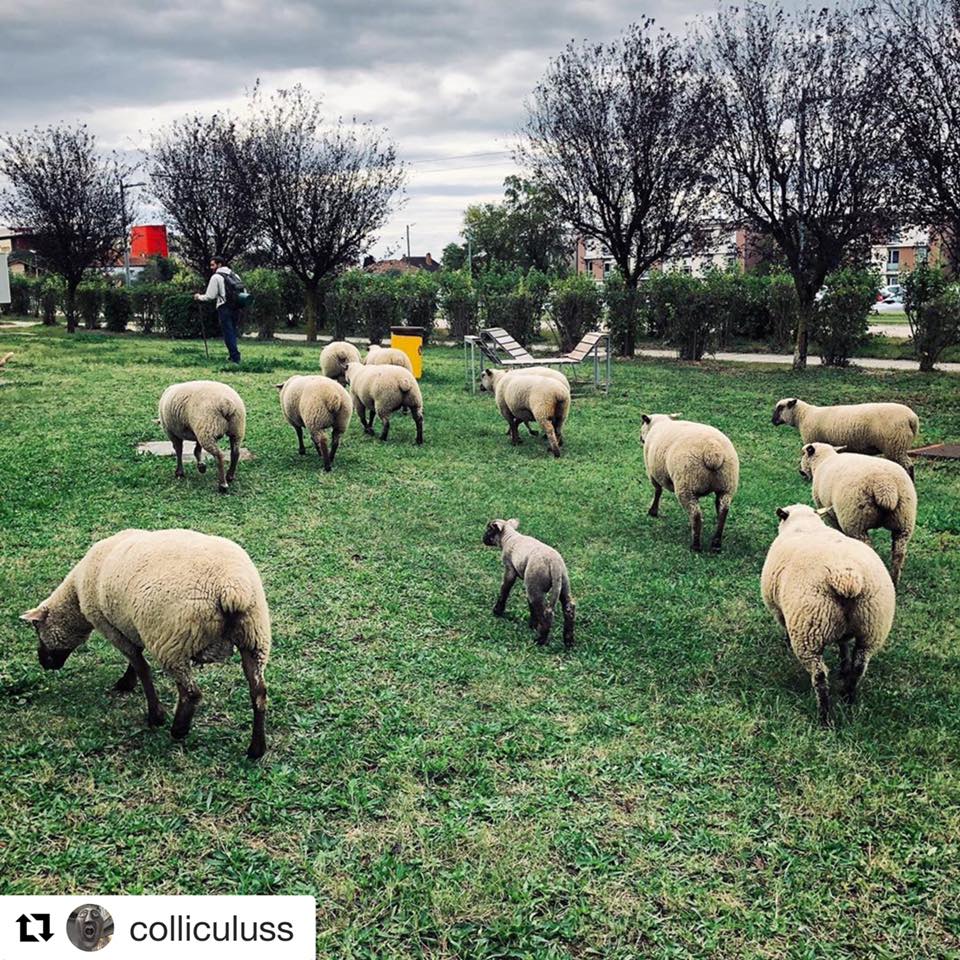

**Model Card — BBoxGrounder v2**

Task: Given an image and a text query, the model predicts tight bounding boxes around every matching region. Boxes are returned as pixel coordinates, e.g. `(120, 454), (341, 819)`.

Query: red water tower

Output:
(130, 225), (168, 259)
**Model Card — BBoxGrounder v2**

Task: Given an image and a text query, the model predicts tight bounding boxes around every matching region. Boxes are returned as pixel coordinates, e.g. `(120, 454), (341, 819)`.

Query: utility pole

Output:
(404, 223), (415, 259)
(118, 179), (147, 285)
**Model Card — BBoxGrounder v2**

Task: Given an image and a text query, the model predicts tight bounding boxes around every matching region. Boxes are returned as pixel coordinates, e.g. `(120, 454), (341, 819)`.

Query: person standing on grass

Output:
(195, 254), (244, 364)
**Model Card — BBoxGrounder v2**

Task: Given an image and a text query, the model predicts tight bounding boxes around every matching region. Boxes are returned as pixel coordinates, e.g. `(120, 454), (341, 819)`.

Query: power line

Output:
(409, 160), (519, 175)
(405, 150), (512, 166)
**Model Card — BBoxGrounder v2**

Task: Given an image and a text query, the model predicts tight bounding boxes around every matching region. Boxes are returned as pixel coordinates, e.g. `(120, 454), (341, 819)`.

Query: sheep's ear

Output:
(506, 518), (520, 530)
(805, 444), (815, 457)
(20, 606), (48, 624)
(817, 505), (834, 516)
(834, 446), (847, 453)
(274, 382), (285, 390)
(641, 414), (651, 425)
(776, 507), (790, 522)
(786, 398), (798, 408)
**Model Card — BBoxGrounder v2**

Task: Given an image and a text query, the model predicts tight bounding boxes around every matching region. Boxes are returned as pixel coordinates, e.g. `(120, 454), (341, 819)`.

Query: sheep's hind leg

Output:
(530, 596), (553, 646)
(294, 424), (306, 455)
(172, 437), (185, 479)
(561, 580), (575, 648)
(198, 435), (227, 492)
(170, 668), (202, 741)
(890, 531), (908, 586)
(412, 408), (424, 445)
(378, 411), (391, 442)
(329, 429), (342, 466)
(678, 490), (703, 552)
(240, 648), (268, 761)
(312, 430), (331, 471)
(226, 435), (240, 483)
(508, 417), (522, 445)
(648, 481), (663, 517)
(844, 641), (870, 707)
(796, 649), (831, 726)
(193, 442), (207, 473)
(540, 418), (561, 457)
(710, 492), (732, 553)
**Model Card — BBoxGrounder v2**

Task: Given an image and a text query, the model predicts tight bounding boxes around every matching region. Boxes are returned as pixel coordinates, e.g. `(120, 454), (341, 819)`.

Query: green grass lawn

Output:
(1, 327), (959, 958)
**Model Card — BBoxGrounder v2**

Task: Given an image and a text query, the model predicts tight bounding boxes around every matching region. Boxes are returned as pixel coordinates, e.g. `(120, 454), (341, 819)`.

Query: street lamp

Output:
(404, 223), (416, 259)
(119, 179), (147, 285)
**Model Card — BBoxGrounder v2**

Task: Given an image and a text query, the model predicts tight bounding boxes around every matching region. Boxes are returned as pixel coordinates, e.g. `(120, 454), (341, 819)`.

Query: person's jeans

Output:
(218, 304), (241, 363)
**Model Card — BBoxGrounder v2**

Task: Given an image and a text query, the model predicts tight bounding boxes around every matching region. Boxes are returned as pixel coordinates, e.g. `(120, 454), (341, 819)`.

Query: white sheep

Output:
(158, 380), (246, 493)
(479, 368), (570, 457)
(772, 398), (919, 479)
(640, 414), (740, 552)
(799, 443), (917, 586)
(344, 361), (423, 444)
(761, 504), (895, 725)
(483, 518), (575, 647)
(365, 343), (414, 372)
(480, 367), (569, 438)
(276, 375), (352, 471)
(20, 528), (271, 759)
(319, 340), (362, 383)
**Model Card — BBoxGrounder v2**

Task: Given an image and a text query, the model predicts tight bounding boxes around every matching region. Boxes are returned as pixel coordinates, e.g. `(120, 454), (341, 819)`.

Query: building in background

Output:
(364, 252), (441, 275)
(869, 226), (940, 286)
(130, 225), (169, 263)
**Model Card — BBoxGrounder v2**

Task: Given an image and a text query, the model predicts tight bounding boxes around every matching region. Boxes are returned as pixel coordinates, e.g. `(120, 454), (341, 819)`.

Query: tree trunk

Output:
(793, 298), (812, 371)
(304, 284), (319, 342)
(65, 281), (78, 334)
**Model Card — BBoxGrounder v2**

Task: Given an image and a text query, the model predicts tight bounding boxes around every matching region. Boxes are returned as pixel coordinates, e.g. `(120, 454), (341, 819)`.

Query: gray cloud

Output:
(3, 0), (718, 256)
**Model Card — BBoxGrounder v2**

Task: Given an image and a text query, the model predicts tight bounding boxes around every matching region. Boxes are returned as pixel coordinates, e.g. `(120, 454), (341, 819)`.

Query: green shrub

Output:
(359, 275), (401, 345)
(244, 268), (283, 339)
(159, 293), (215, 339)
(604, 271), (642, 356)
(103, 287), (132, 332)
(656, 273), (719, 361)
(549, 273), (602, 353)
(903, 263), (960, 372)
(280, 271), (304, 328)
(75, 280), (106, 329)
(811, 267), (875, 367)
(4, 273), (37, 316)
(395, 271), (439, 341)
(39, 275), (65, 325)
(130, 285), (163, 335)
(766, 272), (799, 349)
(438, 270), (479, 340)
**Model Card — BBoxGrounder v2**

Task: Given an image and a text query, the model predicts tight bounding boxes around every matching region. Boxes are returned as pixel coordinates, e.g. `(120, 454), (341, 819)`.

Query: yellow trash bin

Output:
(390, 326), (425, 379)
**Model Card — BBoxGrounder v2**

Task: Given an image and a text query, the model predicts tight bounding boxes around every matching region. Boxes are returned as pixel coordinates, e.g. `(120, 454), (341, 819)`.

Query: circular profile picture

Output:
(66, 904), (114, 952)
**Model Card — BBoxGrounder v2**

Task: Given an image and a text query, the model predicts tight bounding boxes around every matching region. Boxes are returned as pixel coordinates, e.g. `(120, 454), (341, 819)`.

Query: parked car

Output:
(877, 283), (903, 302)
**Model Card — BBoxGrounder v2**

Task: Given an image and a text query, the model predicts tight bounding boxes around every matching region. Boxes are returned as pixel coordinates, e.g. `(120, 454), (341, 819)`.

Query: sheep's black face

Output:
(772, 404), (783, 426)
(482, 522), (502, 547)
(38, 644), (71, 670)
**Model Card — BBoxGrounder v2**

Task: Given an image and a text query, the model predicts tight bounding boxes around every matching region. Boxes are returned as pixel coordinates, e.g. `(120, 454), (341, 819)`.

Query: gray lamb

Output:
(483, 518), (575, 648)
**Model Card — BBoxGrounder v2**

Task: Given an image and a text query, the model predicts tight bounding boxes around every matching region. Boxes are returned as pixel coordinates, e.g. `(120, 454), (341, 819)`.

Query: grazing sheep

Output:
(20, 529), (271, 759)
(276, 375), (352, 471)
(640, 414), (740, 552)
(483, 518), (575, 648)
(799, 443), (917, 586)
(479, 368), (570, 457)
(319, 340), (361, 383)
(344, 361), (423, 444)
(365, 343), (414, 372)
(772, 398), (919, 479)
(480, 367), (569, 437)
(158, 380), (246, 493)
(761, 504), (895, 725)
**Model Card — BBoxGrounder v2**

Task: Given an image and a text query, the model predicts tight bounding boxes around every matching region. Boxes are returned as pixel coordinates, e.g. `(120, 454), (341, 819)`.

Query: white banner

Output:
(0, 253), (10, 305)
(0, 896), (315, 959)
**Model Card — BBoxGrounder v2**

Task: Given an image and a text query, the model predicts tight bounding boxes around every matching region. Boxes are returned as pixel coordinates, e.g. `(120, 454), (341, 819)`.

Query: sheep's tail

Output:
(826, 564), (865, 600)
(221, 397), (246, 440)
(701, 439), (726, 471)
(907, 411), (920, 438)
(872, 475), (899, 512)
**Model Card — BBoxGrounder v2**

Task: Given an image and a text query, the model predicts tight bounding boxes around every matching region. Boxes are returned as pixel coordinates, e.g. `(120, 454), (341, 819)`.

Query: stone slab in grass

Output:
(911, 443), (960, 460)
(136, 440), (254, 461)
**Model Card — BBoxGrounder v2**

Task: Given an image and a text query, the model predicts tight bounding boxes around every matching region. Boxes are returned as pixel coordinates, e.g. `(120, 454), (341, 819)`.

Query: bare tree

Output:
(889, 0), (960, 273)
(0, 124), (128, 332)
(518, 19), (719, 356)
(147, 112), (260, 278)
(703, 3), (899, 369)
(241, 86), (405, 341)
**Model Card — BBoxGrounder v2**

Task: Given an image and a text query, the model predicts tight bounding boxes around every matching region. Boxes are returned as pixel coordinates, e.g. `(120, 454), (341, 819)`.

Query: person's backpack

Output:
(222, 271), (252, 310)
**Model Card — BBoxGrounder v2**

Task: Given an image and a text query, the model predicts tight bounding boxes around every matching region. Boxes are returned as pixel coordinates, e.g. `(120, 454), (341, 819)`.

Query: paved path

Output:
(868, 323), (911, 338)
(4, 321), (956, 373)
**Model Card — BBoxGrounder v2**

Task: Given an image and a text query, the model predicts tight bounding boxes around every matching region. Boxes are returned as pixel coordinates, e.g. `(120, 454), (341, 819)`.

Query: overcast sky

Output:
(2, 0), (712, 261)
